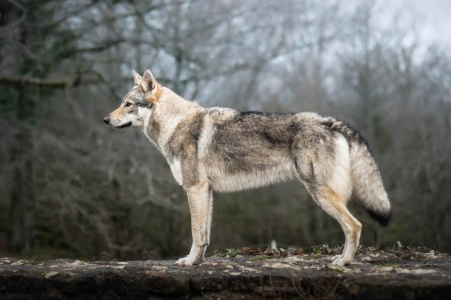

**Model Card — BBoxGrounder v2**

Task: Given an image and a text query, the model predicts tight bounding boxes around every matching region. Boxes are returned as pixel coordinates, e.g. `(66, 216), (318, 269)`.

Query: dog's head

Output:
(104, 69), (161, 128)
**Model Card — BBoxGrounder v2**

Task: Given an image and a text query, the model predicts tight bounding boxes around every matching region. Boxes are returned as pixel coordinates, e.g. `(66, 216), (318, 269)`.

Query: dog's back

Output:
(202, 110), (299, 191)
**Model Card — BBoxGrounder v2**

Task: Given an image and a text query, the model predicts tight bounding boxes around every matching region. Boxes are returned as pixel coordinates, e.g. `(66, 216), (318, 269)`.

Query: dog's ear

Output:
(132, 70), (142, 86)
(140, 69), (158, 94)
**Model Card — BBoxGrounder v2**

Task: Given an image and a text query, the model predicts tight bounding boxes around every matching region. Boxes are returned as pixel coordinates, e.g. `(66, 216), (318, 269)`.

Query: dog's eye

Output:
(124, 102), (132, 107)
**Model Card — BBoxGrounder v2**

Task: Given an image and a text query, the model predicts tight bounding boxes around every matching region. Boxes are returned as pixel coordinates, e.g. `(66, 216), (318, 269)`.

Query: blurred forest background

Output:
(0, 0), (450, 260)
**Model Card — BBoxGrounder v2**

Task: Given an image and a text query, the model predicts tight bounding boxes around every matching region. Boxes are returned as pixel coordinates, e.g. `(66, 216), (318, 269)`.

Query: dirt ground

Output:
(0, 246), (449, 299)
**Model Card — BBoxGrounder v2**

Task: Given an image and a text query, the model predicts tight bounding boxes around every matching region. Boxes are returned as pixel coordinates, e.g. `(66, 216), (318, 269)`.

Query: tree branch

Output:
(0, 76), (73, 88)
(77, 39), (125, 53)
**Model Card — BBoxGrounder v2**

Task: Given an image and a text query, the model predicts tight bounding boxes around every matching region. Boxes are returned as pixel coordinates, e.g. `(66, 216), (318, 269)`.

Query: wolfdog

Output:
(104, 70), (391, 266)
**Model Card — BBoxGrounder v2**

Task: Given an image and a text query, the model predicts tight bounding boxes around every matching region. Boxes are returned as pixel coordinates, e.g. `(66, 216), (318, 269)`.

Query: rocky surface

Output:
(0, 246), (450, 299)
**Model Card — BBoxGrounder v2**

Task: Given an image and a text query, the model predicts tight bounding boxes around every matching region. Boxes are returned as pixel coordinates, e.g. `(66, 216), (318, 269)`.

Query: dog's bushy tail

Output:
(350, 143), (391, 226)
(326, 120), (392, 226)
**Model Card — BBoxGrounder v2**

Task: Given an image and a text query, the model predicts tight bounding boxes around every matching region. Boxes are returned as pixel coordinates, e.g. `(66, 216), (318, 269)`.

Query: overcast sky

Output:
(386, 0), (451, 47)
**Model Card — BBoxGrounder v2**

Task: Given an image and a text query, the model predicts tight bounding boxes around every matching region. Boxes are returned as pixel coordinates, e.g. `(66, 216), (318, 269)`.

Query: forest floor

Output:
(0, 245), (449, 299)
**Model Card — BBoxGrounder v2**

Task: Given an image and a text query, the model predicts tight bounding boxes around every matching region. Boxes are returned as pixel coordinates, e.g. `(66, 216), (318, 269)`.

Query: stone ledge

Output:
(0, 252), (449, 299)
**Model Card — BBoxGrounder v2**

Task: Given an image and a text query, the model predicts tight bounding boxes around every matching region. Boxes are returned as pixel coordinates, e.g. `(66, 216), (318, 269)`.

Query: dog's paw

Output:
(329, 254), (343, 262)
(175, 256), (188, 266)
(332, 256), (351, 266)
(175, 255), (202, 266)
(181, 257), (198, 266)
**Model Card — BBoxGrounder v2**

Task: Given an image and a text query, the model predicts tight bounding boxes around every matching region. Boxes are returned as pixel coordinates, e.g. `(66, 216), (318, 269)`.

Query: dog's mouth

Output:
(116, 121), (132, 129)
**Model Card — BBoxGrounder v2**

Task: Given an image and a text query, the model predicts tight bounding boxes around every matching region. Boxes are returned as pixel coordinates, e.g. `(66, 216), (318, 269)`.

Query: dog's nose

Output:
(103, 116), (110, 124)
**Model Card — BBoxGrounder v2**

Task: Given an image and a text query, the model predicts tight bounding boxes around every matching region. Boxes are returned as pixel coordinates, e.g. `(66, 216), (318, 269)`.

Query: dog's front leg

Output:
(175, 182), (212, 266)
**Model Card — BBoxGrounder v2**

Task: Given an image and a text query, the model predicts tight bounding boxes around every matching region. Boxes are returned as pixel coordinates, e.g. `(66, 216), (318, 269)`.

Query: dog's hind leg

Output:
(175, 182), (212, 266)
(315, 187), (362, 266)
(294, 133), (359, 265)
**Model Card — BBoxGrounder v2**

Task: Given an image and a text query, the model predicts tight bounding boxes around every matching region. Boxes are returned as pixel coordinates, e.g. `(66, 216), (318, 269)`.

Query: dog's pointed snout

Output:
(103, 116), (110, 124)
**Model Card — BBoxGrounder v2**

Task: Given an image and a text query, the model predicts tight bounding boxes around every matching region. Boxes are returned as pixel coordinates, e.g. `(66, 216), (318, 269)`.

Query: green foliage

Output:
(250, 256), (270, 261)
(223, 248), (241, 258)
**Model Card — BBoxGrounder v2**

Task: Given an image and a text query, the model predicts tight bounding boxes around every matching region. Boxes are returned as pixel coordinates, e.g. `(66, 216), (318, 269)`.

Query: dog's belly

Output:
(208, 162), (296, 192)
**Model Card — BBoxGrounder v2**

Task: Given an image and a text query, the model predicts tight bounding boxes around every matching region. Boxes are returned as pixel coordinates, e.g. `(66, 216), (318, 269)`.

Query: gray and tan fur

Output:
(104, 70), (391, 266)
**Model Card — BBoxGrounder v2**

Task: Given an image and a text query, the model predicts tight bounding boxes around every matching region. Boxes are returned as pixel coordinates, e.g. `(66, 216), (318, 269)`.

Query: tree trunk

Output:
(8, 85), (35, 254)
